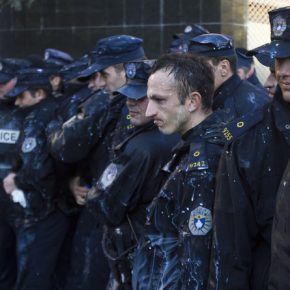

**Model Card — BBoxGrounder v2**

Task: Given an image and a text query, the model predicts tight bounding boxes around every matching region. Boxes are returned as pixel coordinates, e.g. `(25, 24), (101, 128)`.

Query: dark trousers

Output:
(0, 217), (16, 290)
(64, 208), (110, 290)
(3, 209), (69, 290)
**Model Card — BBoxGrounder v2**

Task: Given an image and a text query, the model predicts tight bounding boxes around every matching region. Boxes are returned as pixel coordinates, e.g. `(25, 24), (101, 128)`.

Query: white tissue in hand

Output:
(11, 189), (27, 208)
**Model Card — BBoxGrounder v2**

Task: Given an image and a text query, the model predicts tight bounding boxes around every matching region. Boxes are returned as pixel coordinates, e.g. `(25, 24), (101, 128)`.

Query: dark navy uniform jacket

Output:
(208, 87), (290, 290)
(0, 100), (24, 217)
(95, 122), (178, 234)
(269, 159), (290, 290)
(213, 74), (270, 121)
(49, 92), (122, 165)
(11, 98), (59, 222)
(132, 111), (226, 290)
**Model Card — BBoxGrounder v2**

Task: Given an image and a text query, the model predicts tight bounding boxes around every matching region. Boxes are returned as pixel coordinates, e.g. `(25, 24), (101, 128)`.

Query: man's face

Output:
(237, 68), (247, 80)
(275, 57), (290, 102)
(88, 72), (106, 92)
(100, 65), (126, 94)
(146, 69), (191, 135)
(126, 96), (152, 127)
(264, 69), (277, 99)
(15, 90), (40, 108)
(0, 78), (17, 100)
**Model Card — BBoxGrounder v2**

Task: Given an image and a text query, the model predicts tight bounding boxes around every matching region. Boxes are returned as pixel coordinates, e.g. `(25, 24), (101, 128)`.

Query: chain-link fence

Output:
(248, 0), (290, 83)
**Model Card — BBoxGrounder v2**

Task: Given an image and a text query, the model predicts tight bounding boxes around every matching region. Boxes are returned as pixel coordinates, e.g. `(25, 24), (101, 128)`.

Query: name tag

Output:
(0, 129), (20, 144)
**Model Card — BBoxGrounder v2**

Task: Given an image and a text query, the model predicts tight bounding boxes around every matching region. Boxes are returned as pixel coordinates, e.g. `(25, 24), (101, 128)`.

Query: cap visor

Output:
(117, 83), (147, 100)
(78, 63), (106, 78)
(6, 85), (28, 97)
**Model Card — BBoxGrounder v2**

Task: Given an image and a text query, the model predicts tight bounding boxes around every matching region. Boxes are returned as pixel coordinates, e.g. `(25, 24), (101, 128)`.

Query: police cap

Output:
(116, 59), (155, 100)
(188, 33), (236, 58)
(44, 48), (74, 66)
(79, 35), (145, 77)
(7, 68), (52, 97)
(247, 44), (275, 69)
(236, 48), (253, 69)
(59, 54), (89, 82)
(250, 7), (290, 59)
(169, 24), (209, 53)
(0, 60), (16, 83)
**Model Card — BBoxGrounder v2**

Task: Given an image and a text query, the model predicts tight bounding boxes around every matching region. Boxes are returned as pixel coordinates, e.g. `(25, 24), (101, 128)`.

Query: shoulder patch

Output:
(223, 109), (264, 144)
(22, 137), (37, 153)
(98, 163), (119, 190)
(185, 142), (208, 171)
(188, 206), (212, 236)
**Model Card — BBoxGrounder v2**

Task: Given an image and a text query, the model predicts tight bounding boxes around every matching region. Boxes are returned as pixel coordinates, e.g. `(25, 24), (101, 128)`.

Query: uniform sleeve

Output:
(95, 148), (154, 226)
(208, 143), (258, 290)
(48, 101), (113, 163)
(15, 117), (57, 207)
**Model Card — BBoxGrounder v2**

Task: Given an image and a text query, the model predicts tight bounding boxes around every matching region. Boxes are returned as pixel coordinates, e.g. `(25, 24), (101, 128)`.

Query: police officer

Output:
(248, 42), (277, 99)
(0, 60), (22, 289)
(168, 23), (209, 53)
(208, 7), (290, 290)
(90, 60), (178, 289)
(2, 67), (69, 290)
(44, 48), (74, 99)
(188, 33), (270, 122)
(132, 53), (226, 290)
(48, 35), (146, 290)
(235, 47), (265, 90)
(266, 8), (290, 290)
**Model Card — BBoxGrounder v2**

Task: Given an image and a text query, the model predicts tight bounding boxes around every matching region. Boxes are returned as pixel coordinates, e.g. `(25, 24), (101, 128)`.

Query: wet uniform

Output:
(94, 122), (178, 288)
(213, 74), (270, 121)
(49, 93), (133, 290)
(208, 87), (290, 290)
(0, 99), (24, 289)
(132, 112), (225, 290)
(269, 159), (290, 290)
(3, 97), (69, 290)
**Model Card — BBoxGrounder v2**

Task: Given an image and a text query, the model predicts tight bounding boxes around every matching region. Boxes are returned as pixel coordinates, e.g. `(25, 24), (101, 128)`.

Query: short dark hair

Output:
(210, 55), (237, 74)
(151, 52), (214, 111)
(28, 87), (50, 97)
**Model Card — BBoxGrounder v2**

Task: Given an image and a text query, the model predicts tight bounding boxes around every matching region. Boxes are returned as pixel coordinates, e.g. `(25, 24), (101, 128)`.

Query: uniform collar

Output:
(175, 111), (224, 151)
(213, 74), (241, 110)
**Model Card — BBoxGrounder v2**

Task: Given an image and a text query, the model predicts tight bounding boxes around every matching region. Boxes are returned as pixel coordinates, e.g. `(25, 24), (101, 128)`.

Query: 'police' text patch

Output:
(0, 129), (20, 144)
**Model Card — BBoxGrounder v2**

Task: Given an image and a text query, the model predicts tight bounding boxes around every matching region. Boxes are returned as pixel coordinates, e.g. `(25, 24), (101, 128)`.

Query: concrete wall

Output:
(0, 0), (247, 60)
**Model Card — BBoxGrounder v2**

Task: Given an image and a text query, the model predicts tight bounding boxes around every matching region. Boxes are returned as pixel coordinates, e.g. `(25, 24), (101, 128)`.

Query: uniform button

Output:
(285, 124), (290, 130)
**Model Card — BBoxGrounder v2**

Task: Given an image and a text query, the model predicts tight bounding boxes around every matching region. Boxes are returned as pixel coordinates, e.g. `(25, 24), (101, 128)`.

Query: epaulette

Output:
(223, 108), (264, 144)
(121, 105), (135, 131)
(185, 141), (209, 171)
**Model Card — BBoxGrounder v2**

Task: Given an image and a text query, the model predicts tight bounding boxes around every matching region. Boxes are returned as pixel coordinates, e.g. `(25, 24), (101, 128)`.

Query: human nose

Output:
(145, 100), (156, 117)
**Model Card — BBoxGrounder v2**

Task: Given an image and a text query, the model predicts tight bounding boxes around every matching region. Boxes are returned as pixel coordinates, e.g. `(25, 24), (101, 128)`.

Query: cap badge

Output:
(126, 63), (136, 79)
(273, 15), (287, 37)
(0, 62), (3, 71)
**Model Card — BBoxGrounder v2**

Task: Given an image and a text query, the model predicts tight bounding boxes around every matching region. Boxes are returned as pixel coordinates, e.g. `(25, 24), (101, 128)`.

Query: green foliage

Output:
(0, 0), (36, 11)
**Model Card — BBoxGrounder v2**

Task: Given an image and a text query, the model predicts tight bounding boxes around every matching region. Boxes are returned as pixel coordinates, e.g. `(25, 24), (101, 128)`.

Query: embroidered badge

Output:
(188, 206), (212, 236)
(272, 15), (287, 37)
(99, 163), (118, 189)
(22, 137), (36, 153)
(126, 63), (136, 79)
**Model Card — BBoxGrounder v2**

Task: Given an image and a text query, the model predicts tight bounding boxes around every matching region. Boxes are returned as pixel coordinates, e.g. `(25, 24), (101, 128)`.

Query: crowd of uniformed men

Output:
(0, 5), (289, 290)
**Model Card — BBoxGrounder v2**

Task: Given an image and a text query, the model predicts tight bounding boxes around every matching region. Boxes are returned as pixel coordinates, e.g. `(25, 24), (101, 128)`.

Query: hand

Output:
(69, 176), (89, 206)
(3, 172), (17, 194)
